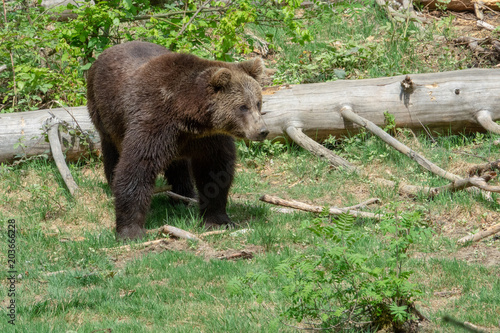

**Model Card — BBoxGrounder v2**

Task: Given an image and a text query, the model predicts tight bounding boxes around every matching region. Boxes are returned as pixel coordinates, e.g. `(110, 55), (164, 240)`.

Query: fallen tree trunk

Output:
(416, 0), (500, 11)
(1, 69), (500, 163)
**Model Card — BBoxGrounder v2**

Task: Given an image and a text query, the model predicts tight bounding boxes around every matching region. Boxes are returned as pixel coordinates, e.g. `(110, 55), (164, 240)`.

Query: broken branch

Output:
(475, 110), (500, 135)
(343, 198), (380, 210)
(468, 159), (500, 177)
(457, 223), (500, 243)
(147, 224), (202, 242)
(260, 194), (379, 219)
(341, 105), (461, 182)
(47, 121), (79, 196)
(285, 126), (357, 171)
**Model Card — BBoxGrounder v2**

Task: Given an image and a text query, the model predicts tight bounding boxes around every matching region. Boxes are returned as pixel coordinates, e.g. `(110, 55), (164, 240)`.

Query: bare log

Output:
(2, 69), (500, 163)
(259, 194), (380, 219)
(47, 121), (79, 196)
(416, 0), (500, 11)
(0, 106), (97, 163)
(457, 223), (500, 243)
(153, 186), (198, 204)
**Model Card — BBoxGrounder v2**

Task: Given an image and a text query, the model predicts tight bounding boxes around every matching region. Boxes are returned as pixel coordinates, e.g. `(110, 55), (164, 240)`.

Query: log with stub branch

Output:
(1, 69), (500, 164)
(416, 0), (500, 11)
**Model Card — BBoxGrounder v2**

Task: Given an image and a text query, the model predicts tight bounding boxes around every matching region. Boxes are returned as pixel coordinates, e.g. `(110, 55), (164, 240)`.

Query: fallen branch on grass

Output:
(259, 194), (380, 219)
(457, 223), (500, 244)
(217, 251), (253, 260)
(153, 186), (198, 204)
(344, 198), (381, 210)
(46, 117), (79, 196)
(341, 105), (461, 182)
(468, 159), (500, 177)
(147, 224), (202, 242)
(341, 106), (500, 197)
(285, 126), (357, 172)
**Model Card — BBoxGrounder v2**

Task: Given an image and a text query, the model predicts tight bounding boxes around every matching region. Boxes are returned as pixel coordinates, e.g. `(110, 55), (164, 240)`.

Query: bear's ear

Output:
(238, 58), (265, 82)
(210, 68), (232, 90)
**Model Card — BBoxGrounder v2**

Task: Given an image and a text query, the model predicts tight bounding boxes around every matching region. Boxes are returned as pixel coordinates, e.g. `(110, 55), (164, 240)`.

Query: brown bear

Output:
(87, 41), (268, 240)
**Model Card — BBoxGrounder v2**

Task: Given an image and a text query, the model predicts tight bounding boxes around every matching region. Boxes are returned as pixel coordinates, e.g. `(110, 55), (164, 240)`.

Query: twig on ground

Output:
(199, 230), (228, 238)
(147, 224), (202, 242)
(153, 187), (198, 204)
(341, 106), (500, 197)
(106, 238), (172, 252)
(477, 20), (496, 31)
(457, 223), (500, 244)
(260, 194), (380, 219)
(286, 126), (357, 171)
(454, 36), (486, 53)
(442, 315), (487, 333)
(341, 105), (461, 182)
(468, 159), (500, 176)
(217, 251), (253, 260)
(343, 198), (380, 210)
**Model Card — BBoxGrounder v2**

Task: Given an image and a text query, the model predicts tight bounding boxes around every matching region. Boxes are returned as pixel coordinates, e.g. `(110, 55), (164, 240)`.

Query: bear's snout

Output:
(256, 127), (269, 141)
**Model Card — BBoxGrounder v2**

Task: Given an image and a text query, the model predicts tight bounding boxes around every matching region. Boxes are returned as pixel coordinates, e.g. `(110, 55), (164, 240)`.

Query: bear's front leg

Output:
(190, 135), (236, 229)
(112, 158), (158, 240)
(112, 132), (174, 240)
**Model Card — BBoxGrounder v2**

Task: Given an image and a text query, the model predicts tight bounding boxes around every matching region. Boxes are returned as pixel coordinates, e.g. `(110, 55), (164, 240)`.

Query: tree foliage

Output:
(0, 0), (314, 113)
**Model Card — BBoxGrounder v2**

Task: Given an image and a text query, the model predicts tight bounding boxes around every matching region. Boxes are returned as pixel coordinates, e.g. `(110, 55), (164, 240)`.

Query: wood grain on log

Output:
(1, 69), (500, 163)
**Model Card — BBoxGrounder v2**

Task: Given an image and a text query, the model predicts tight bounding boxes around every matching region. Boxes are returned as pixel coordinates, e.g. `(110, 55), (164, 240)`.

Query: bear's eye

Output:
(239, 105), (249, 113)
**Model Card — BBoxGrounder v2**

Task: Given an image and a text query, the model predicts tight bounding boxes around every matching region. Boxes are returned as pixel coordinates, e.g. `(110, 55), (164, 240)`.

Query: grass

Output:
(1, 128), (500, 332)
(2, 0), (500, 331)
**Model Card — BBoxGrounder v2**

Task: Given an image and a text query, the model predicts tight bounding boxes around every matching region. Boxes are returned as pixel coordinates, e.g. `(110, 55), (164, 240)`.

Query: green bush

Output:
(230, 210), (431, 331)
(1, 0), (312, 112)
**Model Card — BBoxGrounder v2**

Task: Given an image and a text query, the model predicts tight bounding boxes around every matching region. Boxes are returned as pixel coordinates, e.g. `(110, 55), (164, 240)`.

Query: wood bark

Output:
(47, 122), (79, 196)
(1, 69), (500, 163)
(416, 0), (500, 11)
(457, 223), (500, 243)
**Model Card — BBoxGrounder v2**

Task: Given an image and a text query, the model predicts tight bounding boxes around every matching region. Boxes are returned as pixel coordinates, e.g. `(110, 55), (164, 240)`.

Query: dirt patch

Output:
(107, 238), (265, 269)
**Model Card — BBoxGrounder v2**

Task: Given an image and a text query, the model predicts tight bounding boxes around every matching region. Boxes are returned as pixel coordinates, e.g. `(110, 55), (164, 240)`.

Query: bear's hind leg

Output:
(164, 159), (196, 200)
(190, 136), (236, 229)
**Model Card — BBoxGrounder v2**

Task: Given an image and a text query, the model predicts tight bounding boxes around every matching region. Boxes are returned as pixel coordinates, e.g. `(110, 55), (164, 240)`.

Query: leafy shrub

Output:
(1, 0), (313, 112)
(230, 210), (430, 331)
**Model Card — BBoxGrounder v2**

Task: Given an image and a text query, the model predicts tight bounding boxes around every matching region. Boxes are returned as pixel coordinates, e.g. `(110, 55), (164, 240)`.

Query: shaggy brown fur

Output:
(87, 41), (268, 240)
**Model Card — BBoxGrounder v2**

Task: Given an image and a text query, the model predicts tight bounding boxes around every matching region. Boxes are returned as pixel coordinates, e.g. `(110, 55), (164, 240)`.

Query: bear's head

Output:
(206, 58), (269, 142)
